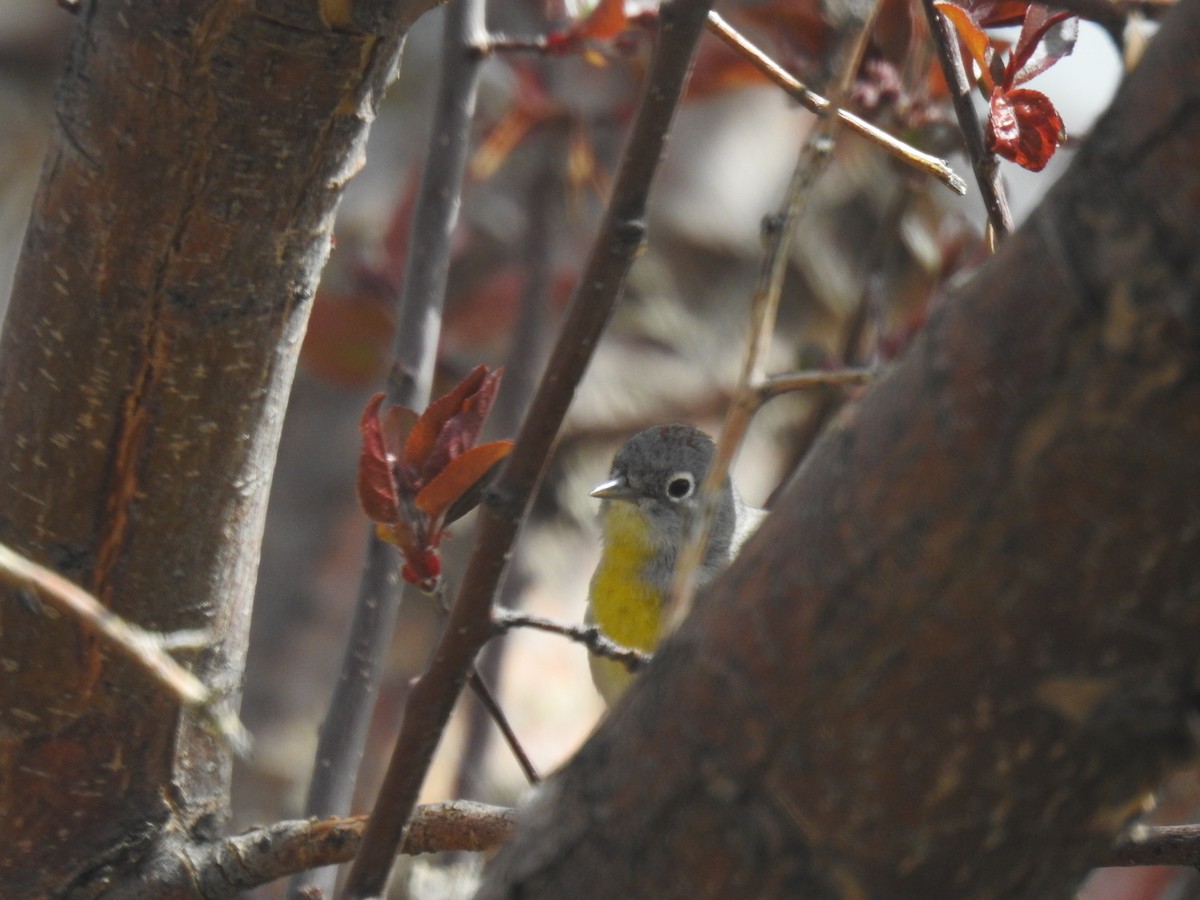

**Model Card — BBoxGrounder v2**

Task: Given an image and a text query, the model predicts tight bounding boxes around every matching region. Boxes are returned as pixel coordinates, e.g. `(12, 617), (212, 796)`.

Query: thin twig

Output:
(757, 366), (878, 402)
(767, 192), (909, 509)
(184, 803), (515, 896)
(705, 12), (967, 196)
(341, 2), (716, 895)
(422, 581), (540, 786)
(667, 0), (885, 630)
(465, 669), (540, 784)
(920, 0), (1014, 238)
(492, 608), (650, 673)
(0, 541), (251, 757)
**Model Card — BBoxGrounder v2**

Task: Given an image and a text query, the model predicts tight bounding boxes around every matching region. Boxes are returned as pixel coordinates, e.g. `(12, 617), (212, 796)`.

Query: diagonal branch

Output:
(0, 541), (250, 757)
(920, 0), (1014, 238)
(340, 0), (719, 894)
(705, 11), (967, 196)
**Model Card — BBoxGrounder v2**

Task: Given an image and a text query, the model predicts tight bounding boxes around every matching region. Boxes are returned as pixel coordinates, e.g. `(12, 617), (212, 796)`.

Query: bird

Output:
(585, 424), (766, 706)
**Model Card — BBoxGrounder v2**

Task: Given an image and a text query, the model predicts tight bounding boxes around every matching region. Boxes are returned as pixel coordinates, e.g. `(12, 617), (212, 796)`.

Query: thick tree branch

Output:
(0, 3), (413, 895)
(1106, 824), (1200, 868)
(476, 6), (1200, 896)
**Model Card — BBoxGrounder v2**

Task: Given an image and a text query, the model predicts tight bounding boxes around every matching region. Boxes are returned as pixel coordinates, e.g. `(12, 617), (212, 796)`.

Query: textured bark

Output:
(0, 1), (423, 895)
(476, 5), (1200, 899)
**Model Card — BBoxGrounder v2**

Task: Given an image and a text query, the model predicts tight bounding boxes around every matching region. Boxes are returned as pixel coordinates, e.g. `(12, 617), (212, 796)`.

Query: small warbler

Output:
(586, 424), (766, 705)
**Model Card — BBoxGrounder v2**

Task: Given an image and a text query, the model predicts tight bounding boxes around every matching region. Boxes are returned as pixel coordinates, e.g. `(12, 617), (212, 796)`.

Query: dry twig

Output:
(706, 12), (967, 196)
(183, 802), (514, 896)
(0, 541), (250, 757)
(920, 0), (1014, 238)
(493, 608), (650, 673)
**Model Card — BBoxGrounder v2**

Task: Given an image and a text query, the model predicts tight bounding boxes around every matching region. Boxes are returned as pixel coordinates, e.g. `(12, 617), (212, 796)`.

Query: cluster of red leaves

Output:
(934, 1), (1077, 171)
(357, 366), (512, 591)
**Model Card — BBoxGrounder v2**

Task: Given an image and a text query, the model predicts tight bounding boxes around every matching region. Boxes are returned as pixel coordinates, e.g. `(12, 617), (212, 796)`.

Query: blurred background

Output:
(2, 2), (1190, 898)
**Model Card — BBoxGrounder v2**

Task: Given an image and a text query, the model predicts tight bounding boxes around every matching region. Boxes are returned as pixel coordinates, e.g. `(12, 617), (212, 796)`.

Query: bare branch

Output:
(705, 12), (967, 196)
(493, 608), (651, 673)
(757, 366), (878, 402)
(183, 802), (515, 897)
(0, 542), (250, 757)
(920, 0), (1014, 238)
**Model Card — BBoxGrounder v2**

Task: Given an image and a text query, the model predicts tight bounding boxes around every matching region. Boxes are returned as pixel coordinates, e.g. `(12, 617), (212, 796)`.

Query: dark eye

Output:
(665, 473), (694, 501)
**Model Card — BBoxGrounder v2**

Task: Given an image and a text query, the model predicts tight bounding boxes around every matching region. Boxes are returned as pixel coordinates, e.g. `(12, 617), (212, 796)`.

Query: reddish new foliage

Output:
(357, 366), (512, 589)
(935, 0), (1075, 170)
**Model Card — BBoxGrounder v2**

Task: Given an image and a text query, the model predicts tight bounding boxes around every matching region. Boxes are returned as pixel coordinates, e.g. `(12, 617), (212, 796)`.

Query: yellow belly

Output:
(587, 504), (664, 705)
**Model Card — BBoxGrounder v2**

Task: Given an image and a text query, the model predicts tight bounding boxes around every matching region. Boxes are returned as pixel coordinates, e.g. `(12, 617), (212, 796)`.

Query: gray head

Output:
(591, 424), (738, 581)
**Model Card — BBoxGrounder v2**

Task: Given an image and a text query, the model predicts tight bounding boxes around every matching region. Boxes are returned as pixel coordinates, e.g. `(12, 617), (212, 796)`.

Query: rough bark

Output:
(0, 1), (429, 895)
(476, 4), (1200, 898)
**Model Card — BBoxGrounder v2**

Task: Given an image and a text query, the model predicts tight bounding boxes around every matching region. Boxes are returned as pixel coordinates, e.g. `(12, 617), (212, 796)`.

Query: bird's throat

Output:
(590, 504), (664, 652)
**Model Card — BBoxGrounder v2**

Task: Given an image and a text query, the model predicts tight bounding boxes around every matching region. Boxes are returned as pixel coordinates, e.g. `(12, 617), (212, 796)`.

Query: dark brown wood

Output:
(476, 4), (1200, 897)
(0, 2), (431, 895)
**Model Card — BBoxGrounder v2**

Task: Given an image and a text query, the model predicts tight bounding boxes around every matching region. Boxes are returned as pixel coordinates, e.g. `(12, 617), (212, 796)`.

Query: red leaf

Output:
(934, 2), (996, 92)
(404, 365), (491, 470)
(421, 367), (504, 480)
(1007, 8), (1077, 88)
(414, 440), (513, 521)
(985, 87), (1064, 171)
(358, 393), (400, 525)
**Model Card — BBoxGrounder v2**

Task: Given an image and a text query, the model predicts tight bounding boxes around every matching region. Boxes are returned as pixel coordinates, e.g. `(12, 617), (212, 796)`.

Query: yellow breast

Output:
(587, 503), (664, 705)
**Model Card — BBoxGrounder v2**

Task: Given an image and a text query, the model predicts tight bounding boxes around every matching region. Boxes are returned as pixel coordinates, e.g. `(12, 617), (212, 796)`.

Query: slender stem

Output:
(0, 542), (250, 757)
(423, 580), (540, 787)
(757, 366), (878, 402)
(920, 0), (1014, 238)
(465, 670), (540, 784)
(493, 608), (650, 672)
(705, 11), (967, 196)
(341, 2), (716, 894)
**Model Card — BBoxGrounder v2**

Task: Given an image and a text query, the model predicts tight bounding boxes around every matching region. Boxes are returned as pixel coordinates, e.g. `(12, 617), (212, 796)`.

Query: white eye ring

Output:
(665, 472), (695, 501)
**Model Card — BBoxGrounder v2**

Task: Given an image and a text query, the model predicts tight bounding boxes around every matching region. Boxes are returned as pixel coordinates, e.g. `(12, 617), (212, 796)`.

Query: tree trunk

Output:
(476, 5), (1200, 898)
(0, 2), (426, 894)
